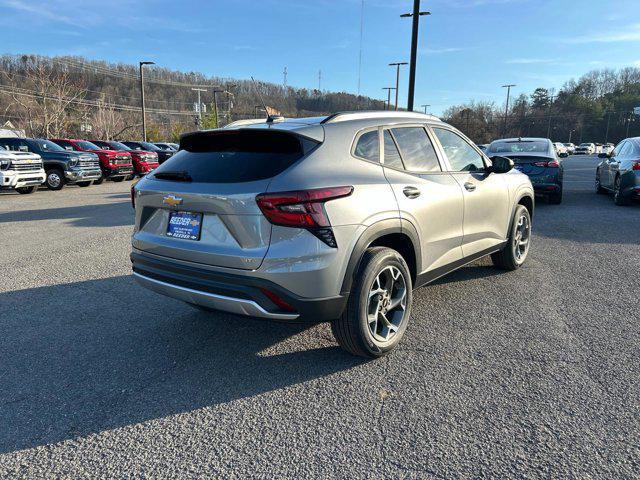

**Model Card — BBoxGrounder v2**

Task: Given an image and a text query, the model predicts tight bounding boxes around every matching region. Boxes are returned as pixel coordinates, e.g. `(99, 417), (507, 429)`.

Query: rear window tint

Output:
(154, 130), (317, 183)
(488, 141), (549, 154)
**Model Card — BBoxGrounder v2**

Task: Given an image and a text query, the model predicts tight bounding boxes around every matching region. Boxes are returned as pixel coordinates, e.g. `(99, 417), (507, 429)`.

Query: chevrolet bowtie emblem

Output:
(163, 195), (183, 207)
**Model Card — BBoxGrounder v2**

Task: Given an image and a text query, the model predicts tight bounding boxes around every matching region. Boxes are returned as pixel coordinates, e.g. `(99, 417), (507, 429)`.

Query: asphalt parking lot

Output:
(0, 155), (638, 478)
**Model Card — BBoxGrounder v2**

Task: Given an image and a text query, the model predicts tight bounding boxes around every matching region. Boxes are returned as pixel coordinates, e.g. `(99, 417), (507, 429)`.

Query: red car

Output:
(91, 140), (159, 177)
(50, 138), (134, 184)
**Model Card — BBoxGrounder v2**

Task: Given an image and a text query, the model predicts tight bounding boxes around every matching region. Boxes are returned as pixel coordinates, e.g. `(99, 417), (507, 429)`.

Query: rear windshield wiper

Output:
(153, 170), (192, 182)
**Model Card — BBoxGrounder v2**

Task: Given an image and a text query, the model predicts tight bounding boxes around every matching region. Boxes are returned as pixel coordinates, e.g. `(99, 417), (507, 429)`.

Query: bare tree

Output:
(3, 59), (87, 137)
(91, 98), (126, 140)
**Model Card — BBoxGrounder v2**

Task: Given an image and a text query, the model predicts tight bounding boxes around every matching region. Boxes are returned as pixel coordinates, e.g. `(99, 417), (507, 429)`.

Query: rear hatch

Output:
(507, 155), (555, 176)
(132, 129), (319, 270)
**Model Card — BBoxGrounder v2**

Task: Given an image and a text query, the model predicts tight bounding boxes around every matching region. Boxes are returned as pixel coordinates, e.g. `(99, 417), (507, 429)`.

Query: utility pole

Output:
(389, 62), (408, 110)
(546, 91), (555, 139)
(401, 1), (430, 112)
(383, 87), (396, 110)
(283, 67), (288, 88)
(212, 89), (224, 128)
(421, 104), (430, 114)
(225, 84), (237, 125)
(568, 129), (574, 143)
(318, 70), (322, 91)
(191, 88), (207, 129)
(502, 84), (516, 136)
(138, 61), (155, 141)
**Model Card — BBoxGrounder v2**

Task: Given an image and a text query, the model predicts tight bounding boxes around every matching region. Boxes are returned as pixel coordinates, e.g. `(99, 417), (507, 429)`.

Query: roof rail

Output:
(321, 110), (441, 124)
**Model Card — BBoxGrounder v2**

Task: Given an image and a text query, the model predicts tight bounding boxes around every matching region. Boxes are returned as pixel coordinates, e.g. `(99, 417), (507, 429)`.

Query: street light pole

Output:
(502, 84), (516, 136)
(401, 2), (430, 112)
(139, 61), (155, 141)
(382, 87), (396, 110)
(212, 89), (224, 128)
(421, 104), (430, 114)
(389, 62), (408, 110)
(191, 88), (207, 129)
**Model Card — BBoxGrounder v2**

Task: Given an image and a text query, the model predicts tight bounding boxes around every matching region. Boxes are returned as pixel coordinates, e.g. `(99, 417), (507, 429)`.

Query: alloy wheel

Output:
(367, 266), (407, 343)
(512, 213), (531, 263)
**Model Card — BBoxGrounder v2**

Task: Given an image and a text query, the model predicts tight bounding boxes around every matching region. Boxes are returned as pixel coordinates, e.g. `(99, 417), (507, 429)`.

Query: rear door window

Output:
(153, 130), (316, 183)
(389, 127), (441, 172)
(353, 130), (379, 162)
(383, 130), (404, 169)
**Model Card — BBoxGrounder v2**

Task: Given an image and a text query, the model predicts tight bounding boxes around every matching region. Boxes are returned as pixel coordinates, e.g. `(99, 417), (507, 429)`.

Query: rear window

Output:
(153, 130), (317, 183)
(488, 141), (549, 154)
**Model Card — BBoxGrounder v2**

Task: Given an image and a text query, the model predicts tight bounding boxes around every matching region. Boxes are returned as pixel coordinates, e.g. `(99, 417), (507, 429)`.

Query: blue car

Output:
(486, 138), (563, 204)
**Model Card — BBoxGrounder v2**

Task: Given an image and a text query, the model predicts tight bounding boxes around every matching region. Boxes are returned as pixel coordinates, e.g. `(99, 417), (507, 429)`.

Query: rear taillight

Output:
(256, 186), (353, 228)
(534, 160), (559, 167)
(256, 186), (353, 247)
(632, 161), (640, 171)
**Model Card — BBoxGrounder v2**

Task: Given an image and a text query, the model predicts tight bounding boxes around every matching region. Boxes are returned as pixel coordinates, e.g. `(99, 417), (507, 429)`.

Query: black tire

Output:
(126, 174), (136, 181)
(491, 204), (532, 271)
(16, 186), (37, 194)
(76, 181), (92, 187)
(549, 187), (563, 204)
(112, 177), (125, 183)
(595, 170), (607, 194)
(331, 247), (413, 358)
(45, 169), (65, 191)
(93, 176), (104, 185)
(613, 175), (631, 206)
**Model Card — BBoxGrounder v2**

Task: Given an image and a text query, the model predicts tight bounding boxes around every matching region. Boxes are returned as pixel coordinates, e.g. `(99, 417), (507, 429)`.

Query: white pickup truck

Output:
(0, 145), (46, 194)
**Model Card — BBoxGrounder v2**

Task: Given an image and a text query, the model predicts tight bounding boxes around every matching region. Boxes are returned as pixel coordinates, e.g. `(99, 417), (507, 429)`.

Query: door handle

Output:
(403, 186), (421, 199)
(464, 182), (476, 192)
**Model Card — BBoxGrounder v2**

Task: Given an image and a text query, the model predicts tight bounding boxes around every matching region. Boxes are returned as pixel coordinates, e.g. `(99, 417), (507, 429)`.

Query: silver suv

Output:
(131, 111), (534, 357)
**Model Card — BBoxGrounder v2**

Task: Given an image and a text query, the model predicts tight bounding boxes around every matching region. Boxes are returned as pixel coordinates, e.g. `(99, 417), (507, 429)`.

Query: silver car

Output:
(131, 111), (534, 357)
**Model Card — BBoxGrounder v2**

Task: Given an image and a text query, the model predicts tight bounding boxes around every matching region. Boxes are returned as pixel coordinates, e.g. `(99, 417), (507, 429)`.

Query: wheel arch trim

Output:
(340, 218), (421, 295)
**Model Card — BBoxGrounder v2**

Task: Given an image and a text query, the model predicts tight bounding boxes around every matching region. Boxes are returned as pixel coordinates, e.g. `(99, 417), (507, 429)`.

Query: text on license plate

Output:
(167, 211), (203, 241)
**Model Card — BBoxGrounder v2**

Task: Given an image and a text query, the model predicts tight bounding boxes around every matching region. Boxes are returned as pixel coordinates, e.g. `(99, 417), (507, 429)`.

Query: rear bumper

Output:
(533, 183), (562, 195)
(131, 250), (348, 322)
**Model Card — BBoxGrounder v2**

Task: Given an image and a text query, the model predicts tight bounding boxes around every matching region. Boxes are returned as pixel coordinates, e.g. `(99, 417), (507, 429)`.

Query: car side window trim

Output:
(380, 124), (448, 174)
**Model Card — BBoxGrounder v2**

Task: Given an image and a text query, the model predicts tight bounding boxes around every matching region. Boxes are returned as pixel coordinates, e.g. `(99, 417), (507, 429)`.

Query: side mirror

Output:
(489, 156), (514, 174)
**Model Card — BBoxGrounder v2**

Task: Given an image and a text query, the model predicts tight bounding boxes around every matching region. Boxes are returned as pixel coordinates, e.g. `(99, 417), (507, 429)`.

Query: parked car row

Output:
(0, 137), (178, 193)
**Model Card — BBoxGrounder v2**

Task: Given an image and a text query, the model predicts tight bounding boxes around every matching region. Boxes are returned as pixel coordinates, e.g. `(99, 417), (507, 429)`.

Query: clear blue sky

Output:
(2, 0), (640, 115)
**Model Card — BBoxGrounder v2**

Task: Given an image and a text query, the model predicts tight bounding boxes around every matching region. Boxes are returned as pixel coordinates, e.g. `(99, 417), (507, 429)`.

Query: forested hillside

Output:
(0, 54), (384, 141)
(443, 68), (640, 145)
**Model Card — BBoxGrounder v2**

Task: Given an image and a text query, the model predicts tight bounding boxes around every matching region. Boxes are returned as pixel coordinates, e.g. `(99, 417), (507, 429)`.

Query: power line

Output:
(0, 85), (196, 116)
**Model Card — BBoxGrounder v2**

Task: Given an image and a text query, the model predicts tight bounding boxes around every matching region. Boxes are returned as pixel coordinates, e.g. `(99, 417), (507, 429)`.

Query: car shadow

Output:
(0, 275), (364, 454)
(0, 201), (134, 228)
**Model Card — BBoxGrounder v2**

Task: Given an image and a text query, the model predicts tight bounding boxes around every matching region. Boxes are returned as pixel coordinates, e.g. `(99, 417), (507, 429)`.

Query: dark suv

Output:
(0, 137), (101, 190)
(122, 141), (175, 164)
